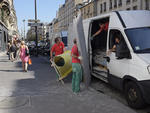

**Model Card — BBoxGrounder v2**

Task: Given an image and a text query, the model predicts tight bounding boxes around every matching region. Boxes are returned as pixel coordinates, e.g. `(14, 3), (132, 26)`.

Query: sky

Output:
(14, 0), (65, 35)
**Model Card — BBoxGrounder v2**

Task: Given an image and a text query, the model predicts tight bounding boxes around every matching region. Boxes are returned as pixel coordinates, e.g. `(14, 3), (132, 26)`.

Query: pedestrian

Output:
(50, 37), (65, 80)
(7, 41), (11, 60)
(9, 41), (16, 62)
(15, 40), (21, 60)
(50, 37), (65, 61)
(20, 41), (29, 72)
(71, 38), (82, 94)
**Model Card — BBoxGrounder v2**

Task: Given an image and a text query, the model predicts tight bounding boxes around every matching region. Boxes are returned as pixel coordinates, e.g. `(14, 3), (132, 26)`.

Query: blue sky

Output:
(14, 0), (65, 34)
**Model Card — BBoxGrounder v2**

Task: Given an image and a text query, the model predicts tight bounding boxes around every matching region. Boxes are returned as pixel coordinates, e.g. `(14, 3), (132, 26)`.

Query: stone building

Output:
(96, 0), (150, 16)
(57, 0), (85, 33)
(79, 0), (95, 20)
(0, 0), (18, 52)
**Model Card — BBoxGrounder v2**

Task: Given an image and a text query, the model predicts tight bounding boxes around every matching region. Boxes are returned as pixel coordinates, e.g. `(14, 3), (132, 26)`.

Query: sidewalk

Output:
(0, 51), (6, 56)
(0, 54), (137, 113)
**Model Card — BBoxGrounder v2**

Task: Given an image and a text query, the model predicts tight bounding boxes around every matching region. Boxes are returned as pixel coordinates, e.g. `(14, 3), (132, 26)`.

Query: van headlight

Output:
(147, 65), (150, 74)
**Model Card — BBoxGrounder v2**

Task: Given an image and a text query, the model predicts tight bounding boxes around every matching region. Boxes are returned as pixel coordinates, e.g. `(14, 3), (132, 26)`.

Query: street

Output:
(91, 77), (150, 113)
(0, 53), (137, 113)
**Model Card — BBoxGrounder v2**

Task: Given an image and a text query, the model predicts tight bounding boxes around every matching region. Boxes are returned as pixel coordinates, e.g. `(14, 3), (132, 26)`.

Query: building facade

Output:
(57, 0), (86, 33)
(0, 0), (18, 52)
(80, 1), (95, 20)
(96, 0), (150, 15)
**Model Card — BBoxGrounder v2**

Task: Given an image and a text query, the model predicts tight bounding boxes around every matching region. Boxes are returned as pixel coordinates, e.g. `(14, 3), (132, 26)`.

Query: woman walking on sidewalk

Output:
(20, 41), (29, 72)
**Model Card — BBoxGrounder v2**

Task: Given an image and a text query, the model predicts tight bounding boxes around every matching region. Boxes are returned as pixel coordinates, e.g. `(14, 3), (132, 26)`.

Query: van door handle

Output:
(103, 56), (110, 62)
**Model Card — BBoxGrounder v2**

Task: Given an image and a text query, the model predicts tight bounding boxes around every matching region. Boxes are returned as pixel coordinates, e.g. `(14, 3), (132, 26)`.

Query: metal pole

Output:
(23, 19), (25, 40)
(35, 0), (38, 56)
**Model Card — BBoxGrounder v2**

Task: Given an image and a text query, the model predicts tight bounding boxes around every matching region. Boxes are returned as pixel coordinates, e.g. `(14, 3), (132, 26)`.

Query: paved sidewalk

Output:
(0, 55), (137, 113)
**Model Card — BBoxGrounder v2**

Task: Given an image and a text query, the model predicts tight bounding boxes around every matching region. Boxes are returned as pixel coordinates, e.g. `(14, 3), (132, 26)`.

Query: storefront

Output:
(0, 21), (8, 52)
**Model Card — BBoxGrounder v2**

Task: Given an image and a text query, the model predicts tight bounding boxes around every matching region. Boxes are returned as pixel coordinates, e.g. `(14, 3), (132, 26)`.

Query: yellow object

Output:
(54, 50), (72, 80)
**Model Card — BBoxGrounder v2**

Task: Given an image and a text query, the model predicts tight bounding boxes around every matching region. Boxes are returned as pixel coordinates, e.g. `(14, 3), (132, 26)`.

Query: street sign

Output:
(28, 23), (43, 27)
(28, 19), (40, 23)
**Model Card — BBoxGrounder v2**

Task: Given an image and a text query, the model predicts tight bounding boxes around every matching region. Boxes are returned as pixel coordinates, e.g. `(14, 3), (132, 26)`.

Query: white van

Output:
(75, 10), (150, 109)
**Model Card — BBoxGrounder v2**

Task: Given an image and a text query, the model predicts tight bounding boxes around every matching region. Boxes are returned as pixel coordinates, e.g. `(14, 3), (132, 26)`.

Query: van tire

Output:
(125, 81), (145, 109)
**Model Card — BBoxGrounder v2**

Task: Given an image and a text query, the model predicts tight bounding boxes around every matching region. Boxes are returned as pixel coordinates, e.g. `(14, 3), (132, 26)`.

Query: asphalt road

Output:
(91, 76), (150, 113)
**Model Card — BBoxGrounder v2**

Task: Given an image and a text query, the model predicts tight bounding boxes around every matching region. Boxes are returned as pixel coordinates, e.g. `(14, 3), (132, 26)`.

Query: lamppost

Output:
(23, 19), (25, 40)
(35, 0), (38, 56)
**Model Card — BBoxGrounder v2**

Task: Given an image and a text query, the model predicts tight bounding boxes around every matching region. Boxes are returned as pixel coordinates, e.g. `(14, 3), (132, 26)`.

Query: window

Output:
(126, 8), (130, 10)
(109, 29), (130, 58)
(104, 2), (106, 12)
(133, 6), (137, 10)
(100, 4), (103, 13)
(126, 0), (130, 4)
(109, 0), (112, 9)
(114, 0), (117, 8)
(145, 0), (149, 10)
(118, 0), (122, 6)
(133, 0), (137, 2)
(126, 27), (150, 53)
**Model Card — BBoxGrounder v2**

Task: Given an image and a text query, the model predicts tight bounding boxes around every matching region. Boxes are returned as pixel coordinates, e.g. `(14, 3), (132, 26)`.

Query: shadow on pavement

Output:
(0, 70), (24, 72)
(11, 56), (71, 97)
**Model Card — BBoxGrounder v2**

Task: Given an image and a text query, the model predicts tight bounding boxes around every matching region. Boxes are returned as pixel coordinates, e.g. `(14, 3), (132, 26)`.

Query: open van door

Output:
(73, 11), (91, 88)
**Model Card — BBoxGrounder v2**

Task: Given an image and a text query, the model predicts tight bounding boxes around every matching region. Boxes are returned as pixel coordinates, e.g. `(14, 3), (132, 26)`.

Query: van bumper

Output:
(139, 80), (150, 104)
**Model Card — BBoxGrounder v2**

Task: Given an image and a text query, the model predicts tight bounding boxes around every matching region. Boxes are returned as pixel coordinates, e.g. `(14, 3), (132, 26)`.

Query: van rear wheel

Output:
(125, 82), (145, 109)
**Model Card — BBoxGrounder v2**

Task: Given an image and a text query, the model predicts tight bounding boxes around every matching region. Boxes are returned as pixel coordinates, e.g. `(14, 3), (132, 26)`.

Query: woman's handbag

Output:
(28, 58), (32, 65)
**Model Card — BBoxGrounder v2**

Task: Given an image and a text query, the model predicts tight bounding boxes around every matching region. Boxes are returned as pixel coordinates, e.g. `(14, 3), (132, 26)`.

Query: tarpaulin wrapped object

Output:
(54, 50), (72, 80)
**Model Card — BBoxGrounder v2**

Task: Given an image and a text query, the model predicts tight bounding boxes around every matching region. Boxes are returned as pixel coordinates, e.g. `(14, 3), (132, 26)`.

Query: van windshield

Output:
(125, 27), (150, 53)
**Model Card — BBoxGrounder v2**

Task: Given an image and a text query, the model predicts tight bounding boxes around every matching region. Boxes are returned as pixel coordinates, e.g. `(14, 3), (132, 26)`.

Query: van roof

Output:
(118, 10), (150, 29)
(84, 10), (150, 29)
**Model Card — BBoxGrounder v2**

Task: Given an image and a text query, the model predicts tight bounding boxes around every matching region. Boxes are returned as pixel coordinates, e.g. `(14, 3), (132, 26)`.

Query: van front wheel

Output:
(125, 82), (145, 109)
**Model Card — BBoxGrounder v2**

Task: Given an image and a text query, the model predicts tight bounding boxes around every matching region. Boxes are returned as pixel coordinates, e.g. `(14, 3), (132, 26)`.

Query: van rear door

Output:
(73, 12), (91, 87)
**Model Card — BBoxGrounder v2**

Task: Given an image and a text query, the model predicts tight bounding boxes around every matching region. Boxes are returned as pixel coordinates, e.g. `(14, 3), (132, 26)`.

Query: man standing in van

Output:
(92, 21), (109, 39)
(71, 38), (82, 94)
